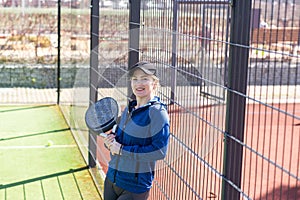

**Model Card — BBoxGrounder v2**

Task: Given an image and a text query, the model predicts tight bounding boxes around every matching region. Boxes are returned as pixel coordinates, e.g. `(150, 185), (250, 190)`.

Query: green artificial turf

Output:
(0, 105), (101, 200)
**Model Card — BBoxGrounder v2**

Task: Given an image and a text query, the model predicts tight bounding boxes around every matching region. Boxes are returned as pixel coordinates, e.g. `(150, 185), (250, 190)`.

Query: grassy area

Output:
(0, 105), (101, 200)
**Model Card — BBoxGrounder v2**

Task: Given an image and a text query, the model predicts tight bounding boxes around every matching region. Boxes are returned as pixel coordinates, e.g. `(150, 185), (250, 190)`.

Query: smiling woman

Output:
(102, 61), (170, 200)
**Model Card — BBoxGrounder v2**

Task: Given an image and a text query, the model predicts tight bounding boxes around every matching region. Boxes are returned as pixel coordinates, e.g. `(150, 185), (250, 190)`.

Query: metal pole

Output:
(223, 5), (230, 87)
(88, 0), (100, 168)
(221, 0), (252, 199)
(57, 0), (61, 105)
(128, 0), (141, 69)
(170, 0), (178, 104)
(128, 0), (141, 99)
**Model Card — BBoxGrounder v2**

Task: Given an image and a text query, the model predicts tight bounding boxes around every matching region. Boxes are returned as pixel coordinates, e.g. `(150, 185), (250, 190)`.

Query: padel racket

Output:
(85, 97), (119, 137)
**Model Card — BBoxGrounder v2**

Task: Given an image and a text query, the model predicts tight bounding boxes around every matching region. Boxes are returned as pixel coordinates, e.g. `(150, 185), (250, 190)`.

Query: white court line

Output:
(0, 145), (77, 149)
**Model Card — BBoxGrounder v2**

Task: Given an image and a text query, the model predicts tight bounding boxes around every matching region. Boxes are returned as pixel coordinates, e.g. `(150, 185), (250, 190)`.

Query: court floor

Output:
(0, 105), (101, 200)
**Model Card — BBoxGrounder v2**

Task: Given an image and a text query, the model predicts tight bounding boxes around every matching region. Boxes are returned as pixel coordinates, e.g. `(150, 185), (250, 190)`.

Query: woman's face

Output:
(131, 69), (157, 100)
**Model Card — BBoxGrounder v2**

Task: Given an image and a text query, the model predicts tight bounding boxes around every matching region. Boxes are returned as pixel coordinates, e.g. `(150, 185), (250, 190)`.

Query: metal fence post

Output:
(222, 0), (252, 199)
(57, 0), (61, 104)
(128, 0), (141, 70)
(170, 0), (178, 104)
(128, 0), (141, 98)
(88, 0), (99, 168)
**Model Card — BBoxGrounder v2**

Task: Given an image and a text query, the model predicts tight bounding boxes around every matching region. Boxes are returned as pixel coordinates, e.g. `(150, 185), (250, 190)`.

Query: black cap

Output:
(128, 61), (156, 77)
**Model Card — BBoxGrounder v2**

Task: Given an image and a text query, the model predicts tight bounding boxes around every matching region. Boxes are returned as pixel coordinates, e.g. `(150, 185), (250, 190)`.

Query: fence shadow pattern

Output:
(87, 0), (300, 199)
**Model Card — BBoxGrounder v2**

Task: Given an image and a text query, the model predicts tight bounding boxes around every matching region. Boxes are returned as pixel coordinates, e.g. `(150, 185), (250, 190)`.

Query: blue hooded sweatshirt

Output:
(106, 96), (170, 193)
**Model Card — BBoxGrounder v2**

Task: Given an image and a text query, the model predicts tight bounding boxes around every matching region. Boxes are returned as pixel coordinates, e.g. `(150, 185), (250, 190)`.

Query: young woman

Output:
(103, 61), (170, 200)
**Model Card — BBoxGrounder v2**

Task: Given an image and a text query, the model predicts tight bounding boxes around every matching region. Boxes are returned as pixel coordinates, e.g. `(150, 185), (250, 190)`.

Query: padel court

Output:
(0, 0), (299, 199)
(0, 105), (101, 200)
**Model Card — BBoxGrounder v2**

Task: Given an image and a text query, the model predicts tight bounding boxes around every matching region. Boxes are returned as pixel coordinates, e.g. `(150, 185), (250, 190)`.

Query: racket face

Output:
(85, 97), (119, 134)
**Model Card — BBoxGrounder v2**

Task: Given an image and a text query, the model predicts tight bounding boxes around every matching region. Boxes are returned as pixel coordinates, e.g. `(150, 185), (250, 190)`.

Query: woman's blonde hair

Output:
(150, 74), (160, 92)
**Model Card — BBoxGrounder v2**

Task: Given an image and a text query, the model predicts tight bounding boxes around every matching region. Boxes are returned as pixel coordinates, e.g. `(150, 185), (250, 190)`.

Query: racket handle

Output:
(100, 133), (107, 138)
(111, 124), (117, 134)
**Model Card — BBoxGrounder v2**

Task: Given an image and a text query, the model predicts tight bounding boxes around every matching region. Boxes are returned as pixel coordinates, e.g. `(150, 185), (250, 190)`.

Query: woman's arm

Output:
(121, 123), (169, 161)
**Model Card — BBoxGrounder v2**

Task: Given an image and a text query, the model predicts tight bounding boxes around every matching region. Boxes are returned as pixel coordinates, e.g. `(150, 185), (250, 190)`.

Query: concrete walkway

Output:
(0, 86), (299, 105)
(0, 88), (72, 104)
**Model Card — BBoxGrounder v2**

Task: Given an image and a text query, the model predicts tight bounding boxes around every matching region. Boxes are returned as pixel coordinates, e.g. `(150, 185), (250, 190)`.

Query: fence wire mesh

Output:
(1, 0), (298, 199)
(90, 0), (299, 199)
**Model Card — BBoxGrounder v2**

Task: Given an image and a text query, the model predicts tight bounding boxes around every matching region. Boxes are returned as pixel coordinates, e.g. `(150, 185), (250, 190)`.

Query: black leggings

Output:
(104, 177), (150, 200)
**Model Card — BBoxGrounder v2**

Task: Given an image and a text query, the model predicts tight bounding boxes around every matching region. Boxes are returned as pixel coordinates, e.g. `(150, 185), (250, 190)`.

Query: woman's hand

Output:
(110, 141), (122, 155)
(103, 134), (122, 155)
(103, 134), (115, 150)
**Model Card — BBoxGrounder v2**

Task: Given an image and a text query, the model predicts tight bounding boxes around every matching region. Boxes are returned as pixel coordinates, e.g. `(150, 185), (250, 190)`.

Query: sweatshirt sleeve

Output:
(121, 124), (169, 161)
(121, 106), (170, 161)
